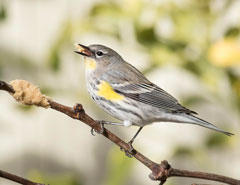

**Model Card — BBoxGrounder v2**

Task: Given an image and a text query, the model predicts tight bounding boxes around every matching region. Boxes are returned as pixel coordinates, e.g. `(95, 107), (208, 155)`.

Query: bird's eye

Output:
(96, 51), (103, 57)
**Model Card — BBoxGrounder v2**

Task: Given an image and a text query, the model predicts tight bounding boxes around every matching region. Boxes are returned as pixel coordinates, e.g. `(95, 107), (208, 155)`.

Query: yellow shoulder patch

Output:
(84, 58), (96, 70)
(97, 81), (124, 101)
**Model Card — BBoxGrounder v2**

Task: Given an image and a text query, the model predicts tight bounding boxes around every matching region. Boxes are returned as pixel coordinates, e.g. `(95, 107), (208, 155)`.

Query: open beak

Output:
(74, 44), (93, 57)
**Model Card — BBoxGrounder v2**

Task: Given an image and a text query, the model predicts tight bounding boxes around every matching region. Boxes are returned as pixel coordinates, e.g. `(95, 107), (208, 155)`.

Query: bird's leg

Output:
(97, 121), (123, 126)
(128, 126), (143, 150)
(91, 120), (123, 136)
(121, 127), (143, 158)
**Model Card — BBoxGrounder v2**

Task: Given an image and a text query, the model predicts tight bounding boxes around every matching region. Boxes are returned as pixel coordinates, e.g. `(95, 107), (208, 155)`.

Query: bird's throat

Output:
(84, 58), (96, 70)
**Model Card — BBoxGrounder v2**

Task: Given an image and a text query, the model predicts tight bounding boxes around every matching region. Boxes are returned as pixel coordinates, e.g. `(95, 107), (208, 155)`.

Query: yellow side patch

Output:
(84, 58), (96, 70)
(97, 81), (124, 101)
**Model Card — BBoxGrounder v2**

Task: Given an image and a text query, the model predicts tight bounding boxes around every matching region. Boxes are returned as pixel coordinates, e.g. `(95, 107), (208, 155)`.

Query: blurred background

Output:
(0, 0), (240, 185)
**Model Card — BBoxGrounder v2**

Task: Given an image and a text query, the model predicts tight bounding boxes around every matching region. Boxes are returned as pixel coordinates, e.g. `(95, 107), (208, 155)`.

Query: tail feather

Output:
(186, 114), (233, 136)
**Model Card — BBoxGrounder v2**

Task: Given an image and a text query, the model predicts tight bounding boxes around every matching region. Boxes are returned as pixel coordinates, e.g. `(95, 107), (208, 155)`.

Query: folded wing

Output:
(114, 83), (197, 114)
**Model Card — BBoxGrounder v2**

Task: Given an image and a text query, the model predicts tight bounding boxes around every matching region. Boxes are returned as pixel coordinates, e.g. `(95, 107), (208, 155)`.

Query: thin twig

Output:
(0, 80), (240, 185)
(0, 81), (15, 93)
(0, 169), (44, 185)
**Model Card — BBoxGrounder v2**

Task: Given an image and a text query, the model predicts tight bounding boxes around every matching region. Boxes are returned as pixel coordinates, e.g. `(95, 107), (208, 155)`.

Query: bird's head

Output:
(74, 44), (123, 71)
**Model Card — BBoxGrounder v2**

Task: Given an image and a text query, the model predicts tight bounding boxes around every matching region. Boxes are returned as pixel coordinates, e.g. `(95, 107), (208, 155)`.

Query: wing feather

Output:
(114, 83), (197, 114)
(101, 62), (197, 114)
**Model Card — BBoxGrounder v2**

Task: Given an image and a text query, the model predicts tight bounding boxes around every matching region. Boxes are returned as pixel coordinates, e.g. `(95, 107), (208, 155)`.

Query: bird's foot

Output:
(120, 141), (136, 158)
(91, 120), (105, 136)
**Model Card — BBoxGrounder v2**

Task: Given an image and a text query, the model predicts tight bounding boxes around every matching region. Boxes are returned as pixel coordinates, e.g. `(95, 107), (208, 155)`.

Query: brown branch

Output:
(1, 80), (240, 185)
(0, 169), (44, 185)
(0, 81), (15, 93)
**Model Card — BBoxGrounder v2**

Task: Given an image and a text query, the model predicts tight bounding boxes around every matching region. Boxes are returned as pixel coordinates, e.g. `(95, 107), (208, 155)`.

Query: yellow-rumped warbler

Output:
(74, 44), (233, 147)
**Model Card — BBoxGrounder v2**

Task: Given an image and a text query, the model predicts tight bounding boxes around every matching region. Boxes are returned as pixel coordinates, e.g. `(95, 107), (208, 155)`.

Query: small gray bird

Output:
(74, 43), (233, 148)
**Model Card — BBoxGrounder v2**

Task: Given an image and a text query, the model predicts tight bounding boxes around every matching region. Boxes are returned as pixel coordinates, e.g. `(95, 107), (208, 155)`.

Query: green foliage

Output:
(226, 70), (240, 109)
(181, 95), (207, 107)
(0, 4), (7, 21)
(136, 27), (158, 45)
(48, 21), (72, 71)
(225, 27), (240, 37)
(206, 133), (230, 148)
(182, 62), (202, 76)
(16, 104), (34, 112)
(90, 2), (121, 17)
(39, 86), (54, 96)
(173, 146), (194, 157)
(49, 51), (60, 71)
